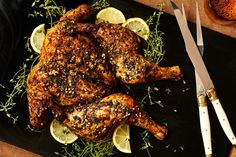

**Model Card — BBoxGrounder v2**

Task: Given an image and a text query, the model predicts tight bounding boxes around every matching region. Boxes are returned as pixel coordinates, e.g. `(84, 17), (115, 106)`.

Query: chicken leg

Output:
(60, 19), (182, 84)
(27, 4), (181, 142)
(63, 93), (167, 141)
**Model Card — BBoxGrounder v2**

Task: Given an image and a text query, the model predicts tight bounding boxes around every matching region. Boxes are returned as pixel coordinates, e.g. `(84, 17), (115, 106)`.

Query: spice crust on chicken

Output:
(27, 4), (182, 141)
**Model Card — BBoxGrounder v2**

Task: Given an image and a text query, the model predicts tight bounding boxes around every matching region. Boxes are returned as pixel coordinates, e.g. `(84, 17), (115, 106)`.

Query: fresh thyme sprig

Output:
(0, 37), (39, 124)
(141, 130), (153, 157)
(24, 36), (33, 53)
(27, 124), (42, 133)
(29, 0), (66, 26)
(0, 63), (28, 123)
(24, 36), (41, 69)
(144, 3), (165, 64)
(92, 0), (110, 12)
(55, 139), (114, 157)
(139, 85), (160, 107)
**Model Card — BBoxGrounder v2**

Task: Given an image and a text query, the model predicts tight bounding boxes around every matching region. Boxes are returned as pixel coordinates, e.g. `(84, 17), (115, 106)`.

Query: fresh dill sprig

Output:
(141, 130), (153, 157)
(55, 139), (114, 157)
(92, 0), (110, 12)
(29, 0), (66, 26)
(144, 3), (165, 64)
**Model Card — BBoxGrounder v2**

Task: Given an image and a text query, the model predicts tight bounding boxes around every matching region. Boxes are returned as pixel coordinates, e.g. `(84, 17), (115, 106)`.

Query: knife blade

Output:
(170, 0), (236, 146)
(195, 2), (212, 156)
(182, 3), (212, 156)
(169, 0), (214, 91)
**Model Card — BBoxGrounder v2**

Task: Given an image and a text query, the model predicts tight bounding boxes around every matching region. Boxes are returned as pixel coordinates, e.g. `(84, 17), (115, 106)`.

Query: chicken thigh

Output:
(27, 4), (182, 141)
(64, 93), (167, 141)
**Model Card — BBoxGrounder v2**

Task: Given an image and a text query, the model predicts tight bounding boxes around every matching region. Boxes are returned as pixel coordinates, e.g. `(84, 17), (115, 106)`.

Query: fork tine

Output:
(181, 3), (188, 26)
(196, 1), (204, 56)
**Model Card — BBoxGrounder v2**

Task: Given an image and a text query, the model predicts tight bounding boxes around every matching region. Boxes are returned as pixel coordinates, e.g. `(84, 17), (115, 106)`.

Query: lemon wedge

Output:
(122, 17), (150, 40)
(50, 118), (78, 144)
(96, 7), (126, 24)
(30, 24), (46, 54)
(112, 123), (131, 153)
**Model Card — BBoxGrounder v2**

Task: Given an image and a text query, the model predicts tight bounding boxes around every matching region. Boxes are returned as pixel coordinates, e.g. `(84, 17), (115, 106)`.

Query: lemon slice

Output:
(96, 7), (126, 24)
(112, 123), (131, 153)
(50, 118), (78, 144)
(30, 24), (46, 54)
(122, 17), (150, 40)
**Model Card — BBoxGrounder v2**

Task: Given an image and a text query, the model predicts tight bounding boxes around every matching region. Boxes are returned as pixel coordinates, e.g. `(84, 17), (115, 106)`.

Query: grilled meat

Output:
(27, 4), (182, 141)
(92, 22), (182, 84)
(27, 4), (115, 129)
(64, 93), (167, 141)
(62, 22), (182, 84)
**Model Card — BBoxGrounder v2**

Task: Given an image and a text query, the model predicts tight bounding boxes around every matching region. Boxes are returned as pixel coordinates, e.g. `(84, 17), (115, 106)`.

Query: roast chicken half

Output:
(27, 4), (182, 142)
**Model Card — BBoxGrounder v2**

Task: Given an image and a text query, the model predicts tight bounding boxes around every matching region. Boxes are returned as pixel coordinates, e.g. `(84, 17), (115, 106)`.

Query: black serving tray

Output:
(0, 0), (236, 157)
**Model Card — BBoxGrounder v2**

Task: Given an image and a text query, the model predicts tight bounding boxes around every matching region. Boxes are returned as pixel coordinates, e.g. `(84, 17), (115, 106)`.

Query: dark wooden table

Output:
(1, 140), (236, 157)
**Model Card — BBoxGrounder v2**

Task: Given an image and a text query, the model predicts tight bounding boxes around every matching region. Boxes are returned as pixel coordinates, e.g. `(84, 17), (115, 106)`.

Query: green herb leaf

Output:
(140, 130), (153, 157)
(92, 0), (110, 12)
(144, 3), (165, 64)
(55, 139), (114, 157)
(29, 0), (66, 26)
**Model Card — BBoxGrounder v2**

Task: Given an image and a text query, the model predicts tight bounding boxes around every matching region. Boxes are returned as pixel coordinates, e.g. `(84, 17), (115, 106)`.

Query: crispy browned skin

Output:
(94, 23), (182, 84)
(27, 4), (115, 129)
(63, 93), (167, 141)
(63, 22), (182, 84)
(27, 4), (181, 141)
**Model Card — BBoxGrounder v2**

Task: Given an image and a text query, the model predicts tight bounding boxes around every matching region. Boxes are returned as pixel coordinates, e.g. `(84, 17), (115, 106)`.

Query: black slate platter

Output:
(0, 0), (236, 157)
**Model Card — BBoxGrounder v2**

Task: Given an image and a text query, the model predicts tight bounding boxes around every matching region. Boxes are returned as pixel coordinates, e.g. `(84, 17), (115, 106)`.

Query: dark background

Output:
(0, 0), (235, 157)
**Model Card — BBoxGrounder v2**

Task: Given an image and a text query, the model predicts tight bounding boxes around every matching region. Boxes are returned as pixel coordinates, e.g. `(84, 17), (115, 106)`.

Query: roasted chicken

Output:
(64, 93), (167, 141)
(27, 4), (182, 141)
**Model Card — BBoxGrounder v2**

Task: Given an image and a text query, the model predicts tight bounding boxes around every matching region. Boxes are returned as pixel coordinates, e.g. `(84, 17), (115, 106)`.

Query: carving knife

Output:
(182, 2), (212, 156)
(170, 0), (236, 147)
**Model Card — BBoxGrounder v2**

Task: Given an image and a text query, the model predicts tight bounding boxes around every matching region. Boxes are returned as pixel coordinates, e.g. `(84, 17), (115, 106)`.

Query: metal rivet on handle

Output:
(207, 88), (218, 101)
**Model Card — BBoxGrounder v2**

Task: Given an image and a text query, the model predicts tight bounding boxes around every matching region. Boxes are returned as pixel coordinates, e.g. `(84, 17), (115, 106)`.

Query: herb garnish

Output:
(29, 0), (66, 26)
(92, 0), (110, 12)
(0, 0), (179, 156)
(0, 64), (27, 123)
(141, 130), (153, 157)
(55, 140), (114, 157)
(144, 3), (165, 64)
(0, 50), (39, 124)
